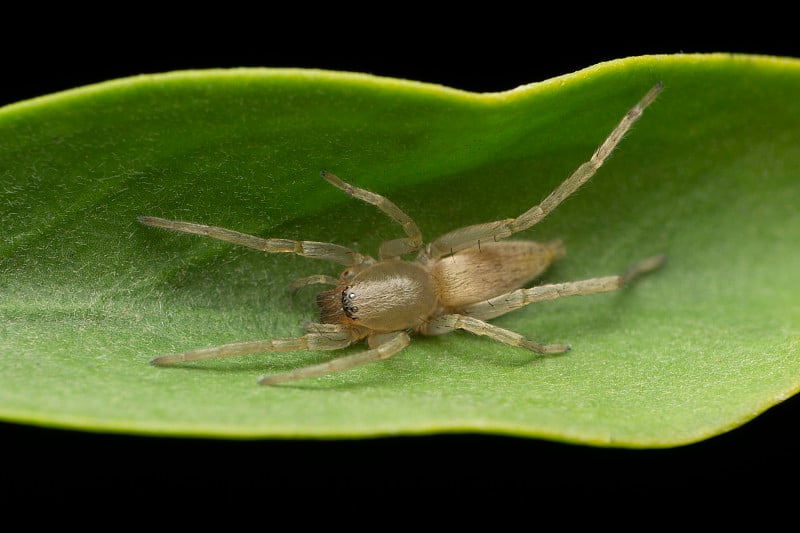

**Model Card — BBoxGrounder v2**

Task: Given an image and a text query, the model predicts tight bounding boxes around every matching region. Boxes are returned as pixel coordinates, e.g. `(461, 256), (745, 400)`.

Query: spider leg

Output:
(427, 83), (662, 258)
(422, 314), (569, 354)
(321, 170), (423, 259)
(290, 274), (340, 290)
(150, 323), (359, 365)
(138, 216), (370, 266)
(421, 256), (664, 354)
(462, 255), (665, 321)
(258, 331), (411, 385)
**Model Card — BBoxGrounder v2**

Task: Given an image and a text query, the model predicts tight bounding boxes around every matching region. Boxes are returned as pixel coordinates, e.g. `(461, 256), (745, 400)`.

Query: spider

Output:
(139, 82), (664, 385)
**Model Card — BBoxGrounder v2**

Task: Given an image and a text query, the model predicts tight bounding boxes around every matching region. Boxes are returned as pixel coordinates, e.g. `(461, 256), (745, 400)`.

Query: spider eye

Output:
(341, 286), (359, 320)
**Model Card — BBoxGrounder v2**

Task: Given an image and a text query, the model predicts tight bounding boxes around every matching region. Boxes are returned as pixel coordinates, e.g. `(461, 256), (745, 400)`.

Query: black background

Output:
(4, 12), (799, 107)
(3, 12), (799, 492)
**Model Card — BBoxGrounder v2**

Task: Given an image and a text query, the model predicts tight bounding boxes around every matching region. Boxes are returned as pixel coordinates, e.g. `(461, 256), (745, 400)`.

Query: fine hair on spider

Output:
(139, 82), (665, 385)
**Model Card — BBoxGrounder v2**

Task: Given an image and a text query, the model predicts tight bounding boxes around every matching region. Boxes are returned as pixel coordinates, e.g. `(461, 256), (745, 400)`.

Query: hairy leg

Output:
(290, 274), (340, 290)
(321, 171), (423, 259)
(422, 314), (569, 354)
(138, 216), (369, 266)
(462, 255), (665, 321)
(149, 323), (358, 365)
(427, 83), (662, 258)
(258, 331), (411, 385)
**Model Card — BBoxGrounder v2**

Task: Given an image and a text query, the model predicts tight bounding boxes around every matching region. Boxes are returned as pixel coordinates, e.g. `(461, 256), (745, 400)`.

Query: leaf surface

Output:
(1, 54), (798, 447)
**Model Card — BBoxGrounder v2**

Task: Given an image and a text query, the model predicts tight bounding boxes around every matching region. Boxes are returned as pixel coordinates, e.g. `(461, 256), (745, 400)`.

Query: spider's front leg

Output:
(258, 331), (411, 385)
(150, 323), (359, 366)
(151, 322), (412, 385)
(290, 274), (340, 290)
(138, 216), (371, 266)
(321, 171), (423, 259)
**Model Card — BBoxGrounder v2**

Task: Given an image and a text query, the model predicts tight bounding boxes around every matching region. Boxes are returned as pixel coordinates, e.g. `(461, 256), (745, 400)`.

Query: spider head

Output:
(316, 260), (436, 332)
(316, 285), (355, 325)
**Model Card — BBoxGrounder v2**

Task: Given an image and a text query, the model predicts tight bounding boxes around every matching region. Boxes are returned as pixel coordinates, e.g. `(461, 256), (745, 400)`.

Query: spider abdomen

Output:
(431, 240), (565, 310)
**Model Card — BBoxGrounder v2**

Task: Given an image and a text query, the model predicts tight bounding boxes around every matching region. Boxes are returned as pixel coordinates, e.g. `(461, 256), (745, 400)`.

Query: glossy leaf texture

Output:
(1, 54), (798, 447)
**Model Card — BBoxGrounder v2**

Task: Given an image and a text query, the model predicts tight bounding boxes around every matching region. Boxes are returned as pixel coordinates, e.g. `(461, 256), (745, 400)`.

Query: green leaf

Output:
(1, 54), (798, 448)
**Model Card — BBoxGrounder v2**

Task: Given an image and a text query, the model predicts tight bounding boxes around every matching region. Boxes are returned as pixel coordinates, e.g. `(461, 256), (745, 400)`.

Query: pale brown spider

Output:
(139, 82), (664, 385)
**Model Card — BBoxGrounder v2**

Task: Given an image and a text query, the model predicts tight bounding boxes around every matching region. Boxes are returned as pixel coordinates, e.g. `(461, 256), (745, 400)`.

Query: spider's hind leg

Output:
(421, 314), (570, 354)
(427, 83), (663, 258)
(461, 255), (666, 321)
(422, 255), (666, 354)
